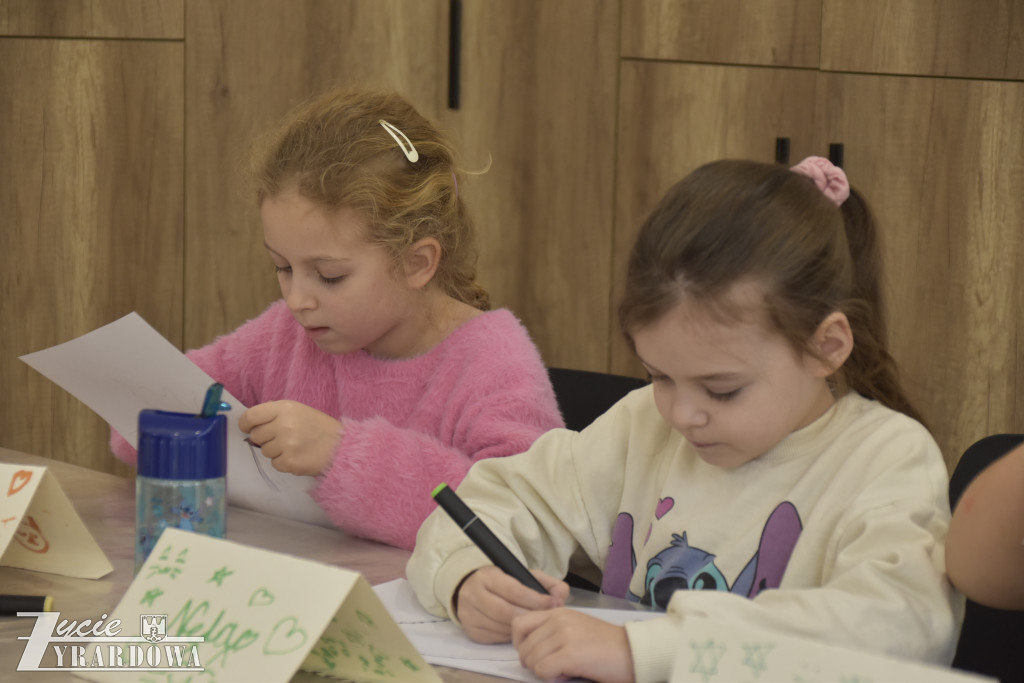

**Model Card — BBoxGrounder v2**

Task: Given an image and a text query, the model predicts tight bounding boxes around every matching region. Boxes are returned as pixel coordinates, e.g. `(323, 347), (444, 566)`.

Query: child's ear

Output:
(403, 237), (442, 290)
(810, 311), (853, 376)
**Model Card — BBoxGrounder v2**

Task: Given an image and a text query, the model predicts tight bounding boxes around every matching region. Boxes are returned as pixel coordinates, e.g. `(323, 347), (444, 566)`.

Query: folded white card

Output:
(0, 463), (113, 579)
(67, 528), (442, 682)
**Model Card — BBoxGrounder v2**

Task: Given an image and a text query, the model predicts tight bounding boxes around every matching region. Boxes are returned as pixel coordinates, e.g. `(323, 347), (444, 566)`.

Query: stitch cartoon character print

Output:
(600, 500), (803, 608)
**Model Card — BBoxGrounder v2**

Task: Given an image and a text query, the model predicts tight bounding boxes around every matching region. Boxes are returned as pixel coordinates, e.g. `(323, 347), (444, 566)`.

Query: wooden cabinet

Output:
(821, 0), (1024, 80)
(614, 0), (1024, 469)
(0, 28), (183, 475)
(3, 0), (1019, 475)
(620, 0), (821, 66)
(447, 1), (619, 370)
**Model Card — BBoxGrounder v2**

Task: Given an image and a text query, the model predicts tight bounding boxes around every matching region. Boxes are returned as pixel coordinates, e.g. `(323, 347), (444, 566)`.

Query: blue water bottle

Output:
(135, 409), (227, 573)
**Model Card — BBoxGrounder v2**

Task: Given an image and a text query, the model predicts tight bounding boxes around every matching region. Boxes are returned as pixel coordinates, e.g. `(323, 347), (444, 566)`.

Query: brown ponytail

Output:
(619, 159), (924, 424)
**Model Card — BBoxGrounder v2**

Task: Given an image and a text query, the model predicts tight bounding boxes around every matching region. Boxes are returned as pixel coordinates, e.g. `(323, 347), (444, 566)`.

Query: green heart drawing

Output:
(264, 617), (308, 655)
(248, 588), (275, 607)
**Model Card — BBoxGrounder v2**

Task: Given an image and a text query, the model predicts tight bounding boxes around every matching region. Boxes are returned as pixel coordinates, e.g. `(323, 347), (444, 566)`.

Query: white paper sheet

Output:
(373, 579), (661, 683)
(375, 579), (992, 683)
(19, 312), (332, 527)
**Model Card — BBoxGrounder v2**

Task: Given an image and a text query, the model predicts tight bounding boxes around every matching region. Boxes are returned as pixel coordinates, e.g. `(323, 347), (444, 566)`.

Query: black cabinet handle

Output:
(828, 143), (844, 168)
(448, 0), (462, 110)
(775, 137), (791, 164)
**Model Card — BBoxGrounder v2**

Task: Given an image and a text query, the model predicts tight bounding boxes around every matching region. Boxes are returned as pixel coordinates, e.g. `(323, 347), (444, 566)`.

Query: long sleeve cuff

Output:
(625, 615), (681, 683)
(433, 544), (492, 623)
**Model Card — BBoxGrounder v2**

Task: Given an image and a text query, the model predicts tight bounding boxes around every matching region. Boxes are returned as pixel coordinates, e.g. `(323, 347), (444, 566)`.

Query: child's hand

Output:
(456, 566), (569, 644)
(512, 608), (635, 683)
(239, 400), (343, 476)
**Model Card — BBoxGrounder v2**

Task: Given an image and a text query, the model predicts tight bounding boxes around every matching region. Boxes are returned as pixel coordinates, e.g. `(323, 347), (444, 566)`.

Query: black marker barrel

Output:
(432, 483), (548, 595)
(0, 594), (53, 616)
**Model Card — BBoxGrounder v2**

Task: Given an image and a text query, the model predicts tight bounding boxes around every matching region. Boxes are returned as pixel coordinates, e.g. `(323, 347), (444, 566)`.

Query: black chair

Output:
(546, 367), (648, 432)
(948, 433), (1024, 683)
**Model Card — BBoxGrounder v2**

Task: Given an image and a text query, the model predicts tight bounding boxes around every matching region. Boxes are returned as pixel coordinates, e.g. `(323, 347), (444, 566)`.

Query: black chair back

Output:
(547, 367), (647, 432)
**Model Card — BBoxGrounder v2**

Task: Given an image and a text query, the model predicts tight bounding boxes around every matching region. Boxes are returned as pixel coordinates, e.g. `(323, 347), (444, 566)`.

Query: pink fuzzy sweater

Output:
(111, 300), (564, 549)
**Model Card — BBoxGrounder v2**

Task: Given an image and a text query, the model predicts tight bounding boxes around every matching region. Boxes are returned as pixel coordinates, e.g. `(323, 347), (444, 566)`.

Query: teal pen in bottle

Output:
(198, 382), (230, 417)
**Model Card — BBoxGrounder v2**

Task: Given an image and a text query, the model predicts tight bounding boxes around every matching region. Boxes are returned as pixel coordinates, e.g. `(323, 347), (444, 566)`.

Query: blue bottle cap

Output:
(137, 410), (227, 480)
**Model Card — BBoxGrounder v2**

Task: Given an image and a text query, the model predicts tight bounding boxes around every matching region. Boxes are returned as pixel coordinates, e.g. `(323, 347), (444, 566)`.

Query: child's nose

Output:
(673, 396), (710, 430)
(283, 279), (316, 312)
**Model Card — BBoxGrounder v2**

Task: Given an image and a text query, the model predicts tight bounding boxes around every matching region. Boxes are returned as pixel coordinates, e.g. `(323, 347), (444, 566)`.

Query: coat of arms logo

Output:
(140, 614), (168, 643)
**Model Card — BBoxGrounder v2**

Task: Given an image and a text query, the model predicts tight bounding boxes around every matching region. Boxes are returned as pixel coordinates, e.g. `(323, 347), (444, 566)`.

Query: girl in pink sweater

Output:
(112, 88), (563, 549)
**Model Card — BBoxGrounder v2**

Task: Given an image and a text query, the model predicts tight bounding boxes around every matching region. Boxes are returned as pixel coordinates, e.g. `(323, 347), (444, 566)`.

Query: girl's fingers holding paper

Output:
(238, 402), (278, 433)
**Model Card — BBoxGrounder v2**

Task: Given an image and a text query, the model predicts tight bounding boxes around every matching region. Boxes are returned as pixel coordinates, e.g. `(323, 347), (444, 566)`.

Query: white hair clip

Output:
(379, 119), (419, 163)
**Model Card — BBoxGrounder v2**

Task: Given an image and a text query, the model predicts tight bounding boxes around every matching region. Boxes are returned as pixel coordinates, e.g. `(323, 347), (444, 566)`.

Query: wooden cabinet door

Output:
(612, 60), (819, 375)
(0, 38), (183, 473)
(822, 0), (1024, 79)
(620, 0), (821, 66)
(442, 0), (619, 371)
(817, 72), (1024, 467)
(0, 0), (182, 38)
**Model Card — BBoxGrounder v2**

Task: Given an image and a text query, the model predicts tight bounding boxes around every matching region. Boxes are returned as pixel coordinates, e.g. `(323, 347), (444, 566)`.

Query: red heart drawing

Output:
(7, 469), (33, 497)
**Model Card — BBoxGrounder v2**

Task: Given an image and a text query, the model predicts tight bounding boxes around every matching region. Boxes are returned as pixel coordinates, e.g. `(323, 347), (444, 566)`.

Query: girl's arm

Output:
(946, 441), (1024, 609)
(310, 366), (565, 550)
(406, 398), (642, 618)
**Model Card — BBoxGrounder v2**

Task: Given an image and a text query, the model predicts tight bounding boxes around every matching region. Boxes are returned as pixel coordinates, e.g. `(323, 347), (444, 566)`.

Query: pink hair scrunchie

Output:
(790, 156), (850, 207)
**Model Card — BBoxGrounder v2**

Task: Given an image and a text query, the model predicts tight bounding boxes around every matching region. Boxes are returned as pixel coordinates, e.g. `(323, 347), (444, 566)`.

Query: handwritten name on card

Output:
(80, 528), (440, 683)
(0, 463), (112, 579)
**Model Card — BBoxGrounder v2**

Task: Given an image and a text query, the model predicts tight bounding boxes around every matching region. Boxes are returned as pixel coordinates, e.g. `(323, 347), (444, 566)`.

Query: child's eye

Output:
(274, 265), (291, 274)
(317, 273), (345, 285)
(706, 388), (741, 402)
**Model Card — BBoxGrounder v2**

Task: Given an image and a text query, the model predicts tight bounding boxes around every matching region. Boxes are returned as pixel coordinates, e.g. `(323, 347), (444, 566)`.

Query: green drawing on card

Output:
(146, 564), (183, 580)
(140, 587), (165, 606)
(176, 547), (189, 564)
(208, 566), (233, 586)
(369, 645), (393, 677)
(309, 640), (339, 670)
(740, 641), (773, 678)
(401, 657), (420, 671)
(839, 676), (873, 683)
(689, 639), (726, 682)
(342, 626), (366, 645)
(248, 588), (274, 607)
(356, 609), (375, 627)
(263, 616), (308, 655)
